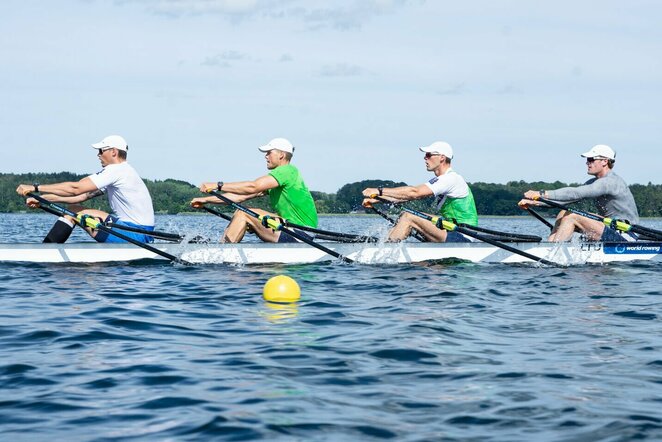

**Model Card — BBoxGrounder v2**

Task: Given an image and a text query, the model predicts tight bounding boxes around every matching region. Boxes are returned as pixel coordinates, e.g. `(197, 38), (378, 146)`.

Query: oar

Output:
(373, 195), (555, 266)
(202, 206), (233, 222)
(105, 222), (183, 242)
(524, 206), (554, 231)
(27, 192), (189, 264)
(368, 204), (428, 242)
(205, 190), (353, 263)
(536, 196), (662, 241)
(457, 224), (542, 242)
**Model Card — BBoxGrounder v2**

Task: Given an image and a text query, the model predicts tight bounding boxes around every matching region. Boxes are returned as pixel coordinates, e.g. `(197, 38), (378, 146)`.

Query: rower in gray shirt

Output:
(520, 144), (639, 242)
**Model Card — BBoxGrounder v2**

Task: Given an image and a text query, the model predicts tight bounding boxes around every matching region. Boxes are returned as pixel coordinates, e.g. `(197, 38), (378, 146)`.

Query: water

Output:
(1, 213), (661, 441)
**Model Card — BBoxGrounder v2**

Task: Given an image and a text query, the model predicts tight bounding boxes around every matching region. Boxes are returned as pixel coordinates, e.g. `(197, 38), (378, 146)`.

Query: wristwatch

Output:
(217, 181), (224, 191)
(33, 183), (40, 192)
(378, 186), (384, 196)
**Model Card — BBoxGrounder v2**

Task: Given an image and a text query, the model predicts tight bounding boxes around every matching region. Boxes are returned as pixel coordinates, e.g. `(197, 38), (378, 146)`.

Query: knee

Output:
(232, 211), (249, 222)
(398, 212), (415, 223)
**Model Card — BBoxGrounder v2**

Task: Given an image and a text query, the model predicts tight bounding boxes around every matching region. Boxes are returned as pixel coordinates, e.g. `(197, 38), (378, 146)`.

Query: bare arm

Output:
(191, 191), (263, 208)
(362, 184), (432, 203)
(45, 189), (104, 204)
(17, 177), (99, 198)
(200, 175), (280, 196)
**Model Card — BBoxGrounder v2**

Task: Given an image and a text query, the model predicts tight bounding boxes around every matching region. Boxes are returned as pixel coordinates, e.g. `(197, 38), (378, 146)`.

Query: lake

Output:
(0, 213), (661, 441)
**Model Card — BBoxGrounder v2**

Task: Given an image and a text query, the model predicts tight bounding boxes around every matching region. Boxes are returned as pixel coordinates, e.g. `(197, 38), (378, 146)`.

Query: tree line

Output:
(1, 173), (661, 216)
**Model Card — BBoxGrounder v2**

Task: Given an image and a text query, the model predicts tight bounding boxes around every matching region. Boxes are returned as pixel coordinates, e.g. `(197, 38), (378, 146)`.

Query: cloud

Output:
(317, 63), (365, 77)
(437, 82), (467, 96)
(202, 50), (250, 67)
(119, 0), (419, 29)
(496, 84), (521, 95)
(117, 0), (261, 18)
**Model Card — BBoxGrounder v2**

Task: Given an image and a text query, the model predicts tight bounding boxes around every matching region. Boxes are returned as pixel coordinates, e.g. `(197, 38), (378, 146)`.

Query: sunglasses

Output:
(96, 147), (113, 155)
(424, 152), (441, 159)
(586, 157), (606, 163)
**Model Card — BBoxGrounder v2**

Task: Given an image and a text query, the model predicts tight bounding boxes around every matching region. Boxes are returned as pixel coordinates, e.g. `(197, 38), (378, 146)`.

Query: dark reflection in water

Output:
(0, 214), (661, 441)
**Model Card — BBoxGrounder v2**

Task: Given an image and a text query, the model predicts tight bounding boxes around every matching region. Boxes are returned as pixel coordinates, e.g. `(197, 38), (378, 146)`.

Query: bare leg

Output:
(222, 209), (281, 243)
(388, 212), (448, 242)
(548, 211), (605, 242)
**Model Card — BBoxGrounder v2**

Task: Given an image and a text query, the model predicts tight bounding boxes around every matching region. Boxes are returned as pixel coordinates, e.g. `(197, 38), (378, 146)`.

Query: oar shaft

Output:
(458, 224), (542, 242)
(537, 197), (604, 223)
(202, 206), (233, 222)
(105, 222), (183, 242)
(526, 207), (554, 230)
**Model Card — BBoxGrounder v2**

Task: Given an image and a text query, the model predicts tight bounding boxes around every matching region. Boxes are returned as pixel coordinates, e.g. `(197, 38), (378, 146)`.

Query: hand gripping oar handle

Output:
(206, 190), (353, 263)
(27, 193), (188, 264)
(373, 196), (556, 266)
(536, 196), (662, 240)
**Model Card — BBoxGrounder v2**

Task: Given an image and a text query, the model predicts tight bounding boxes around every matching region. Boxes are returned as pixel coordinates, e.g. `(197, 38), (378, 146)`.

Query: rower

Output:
(519, 144), (639, 242)
(362, 141), (478, 242)
(16, 135), (155, 244)
(191, 138), (318, 243)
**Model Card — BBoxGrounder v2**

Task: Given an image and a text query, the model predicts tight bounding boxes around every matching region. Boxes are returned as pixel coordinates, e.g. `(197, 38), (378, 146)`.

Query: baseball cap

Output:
(91, 135), (128, 152)
(580, 144), (615, 160)
(258, 138), (294, 154)
(419, 141), (453, 159)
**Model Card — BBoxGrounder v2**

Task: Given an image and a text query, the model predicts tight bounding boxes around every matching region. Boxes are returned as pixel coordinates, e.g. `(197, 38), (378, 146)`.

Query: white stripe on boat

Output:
(0, 241), (661, 264)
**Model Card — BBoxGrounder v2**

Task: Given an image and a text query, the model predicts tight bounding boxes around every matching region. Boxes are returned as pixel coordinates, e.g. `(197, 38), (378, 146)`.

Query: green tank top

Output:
(267, 164), (318, 227)
(439, 187), (478, 226)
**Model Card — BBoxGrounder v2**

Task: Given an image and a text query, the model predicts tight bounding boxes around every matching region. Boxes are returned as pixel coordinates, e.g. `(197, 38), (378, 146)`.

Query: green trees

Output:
(2, 173), (661, 216)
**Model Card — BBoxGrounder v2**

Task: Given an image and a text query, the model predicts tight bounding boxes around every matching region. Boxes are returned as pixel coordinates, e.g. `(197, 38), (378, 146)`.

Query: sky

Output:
(1, 0), (660, 193)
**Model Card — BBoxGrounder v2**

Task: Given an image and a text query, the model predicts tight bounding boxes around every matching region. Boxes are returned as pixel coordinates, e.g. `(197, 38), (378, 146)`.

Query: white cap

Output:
(258, 138), (294, 154)
(581, 144), (615, 160)
(419, 141), (453, 159)
(91, 135), (128, 152)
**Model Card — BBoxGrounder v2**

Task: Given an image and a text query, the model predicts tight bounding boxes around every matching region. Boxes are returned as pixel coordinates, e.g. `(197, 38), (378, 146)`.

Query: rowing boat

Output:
(1, 241), (661, 265)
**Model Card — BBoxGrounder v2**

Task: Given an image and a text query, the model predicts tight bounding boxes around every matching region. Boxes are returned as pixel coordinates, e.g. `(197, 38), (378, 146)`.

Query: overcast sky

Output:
(1, 0), (660, 192)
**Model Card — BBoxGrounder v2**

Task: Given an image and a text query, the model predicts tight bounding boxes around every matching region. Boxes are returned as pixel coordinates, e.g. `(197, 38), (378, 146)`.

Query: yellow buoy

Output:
(263, 275), (301, 303)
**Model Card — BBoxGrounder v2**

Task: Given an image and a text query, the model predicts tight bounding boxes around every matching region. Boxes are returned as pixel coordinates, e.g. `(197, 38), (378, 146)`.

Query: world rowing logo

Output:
(604, 243), (662, 254)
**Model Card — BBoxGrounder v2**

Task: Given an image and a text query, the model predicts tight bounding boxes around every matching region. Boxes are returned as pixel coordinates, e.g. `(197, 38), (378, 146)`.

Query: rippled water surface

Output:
(1, 213), (661, 441)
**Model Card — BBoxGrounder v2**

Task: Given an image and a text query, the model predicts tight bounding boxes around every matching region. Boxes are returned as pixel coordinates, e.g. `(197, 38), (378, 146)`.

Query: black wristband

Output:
(217, 181), (224, 191)
(33, 183), (40, 192)
(378, 186), (383, 196)
(539, 190), (545, 198)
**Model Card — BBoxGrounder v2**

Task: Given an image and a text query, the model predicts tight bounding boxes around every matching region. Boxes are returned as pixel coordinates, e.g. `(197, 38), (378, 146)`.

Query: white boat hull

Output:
(0, 241), (661, 265)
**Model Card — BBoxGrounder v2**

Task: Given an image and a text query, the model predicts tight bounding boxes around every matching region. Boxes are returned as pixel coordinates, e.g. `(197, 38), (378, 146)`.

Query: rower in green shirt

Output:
(191, 138), (318, 243)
